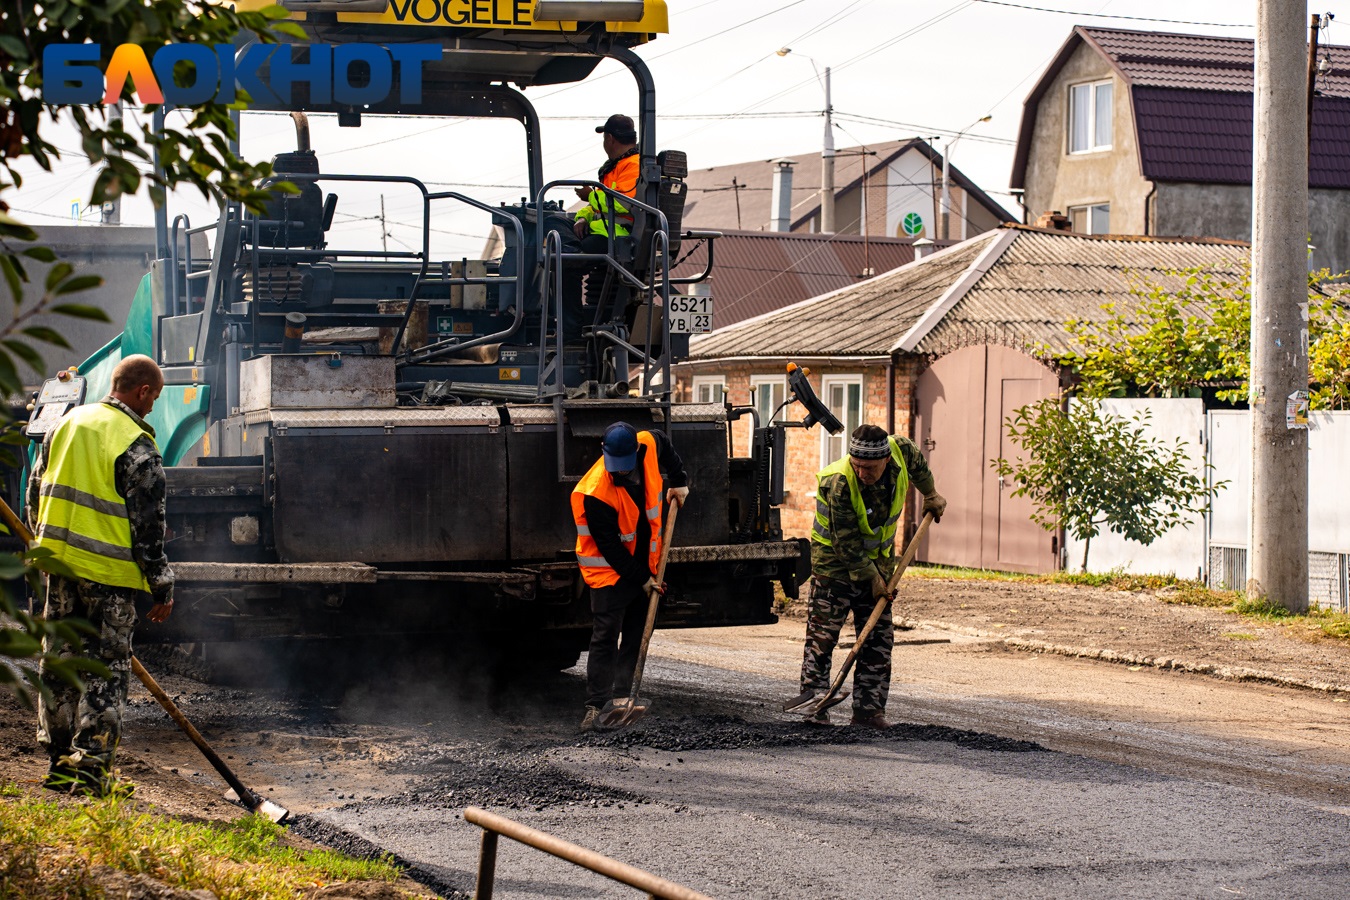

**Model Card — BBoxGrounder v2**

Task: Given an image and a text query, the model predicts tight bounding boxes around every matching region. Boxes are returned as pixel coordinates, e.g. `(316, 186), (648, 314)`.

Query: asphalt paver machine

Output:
(28, 0), (841, 670)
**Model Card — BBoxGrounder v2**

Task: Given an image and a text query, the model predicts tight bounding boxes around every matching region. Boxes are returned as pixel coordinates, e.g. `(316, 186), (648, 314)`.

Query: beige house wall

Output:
(1021, 42), (1152, 232)
(675, 359), (923, 539)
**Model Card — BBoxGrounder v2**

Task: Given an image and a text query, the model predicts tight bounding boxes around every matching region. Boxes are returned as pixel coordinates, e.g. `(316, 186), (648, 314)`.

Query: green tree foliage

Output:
(993, 398), (1218, 572)
(0, 1), (301, 705)
(1056, 259), (1350, 410)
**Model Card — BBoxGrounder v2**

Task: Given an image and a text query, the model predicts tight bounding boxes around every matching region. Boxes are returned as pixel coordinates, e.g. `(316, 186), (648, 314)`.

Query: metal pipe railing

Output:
(464, 807), (715, 900)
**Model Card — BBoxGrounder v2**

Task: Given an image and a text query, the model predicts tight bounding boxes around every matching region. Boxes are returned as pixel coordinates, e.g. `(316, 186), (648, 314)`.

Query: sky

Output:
(12, 0), (1347, 259)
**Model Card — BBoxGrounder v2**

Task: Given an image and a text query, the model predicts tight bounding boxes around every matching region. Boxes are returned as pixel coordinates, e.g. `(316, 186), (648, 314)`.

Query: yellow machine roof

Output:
(236, 0), (668, 38)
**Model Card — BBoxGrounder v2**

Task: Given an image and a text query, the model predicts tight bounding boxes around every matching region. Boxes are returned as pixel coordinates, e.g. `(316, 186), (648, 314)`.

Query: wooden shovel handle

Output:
(627, 503), (679, 703)
(813, 512), (935, 714)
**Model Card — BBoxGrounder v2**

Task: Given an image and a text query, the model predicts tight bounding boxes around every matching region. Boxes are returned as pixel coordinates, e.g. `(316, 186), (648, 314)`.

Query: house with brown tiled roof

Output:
(684, 137), (1017, 241)
(676, 224), (1248, 573)
(1012, 26), (1350, 272)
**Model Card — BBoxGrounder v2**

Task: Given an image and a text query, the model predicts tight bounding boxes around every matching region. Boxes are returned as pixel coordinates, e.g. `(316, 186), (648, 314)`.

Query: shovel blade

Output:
(225, 788), (290, 824)
(783, 688), (850, 715)
(598, 697), (651, 729)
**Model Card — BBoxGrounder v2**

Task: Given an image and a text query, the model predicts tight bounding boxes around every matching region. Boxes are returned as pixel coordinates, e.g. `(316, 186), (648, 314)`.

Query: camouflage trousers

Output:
(800, 576), (893, 714)
(36, 574), (140, 774)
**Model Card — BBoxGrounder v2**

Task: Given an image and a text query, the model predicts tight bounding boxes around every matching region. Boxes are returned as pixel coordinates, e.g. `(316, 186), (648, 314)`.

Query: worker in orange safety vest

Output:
(559, 114), (641, 345)
(571, 422), (688, 732)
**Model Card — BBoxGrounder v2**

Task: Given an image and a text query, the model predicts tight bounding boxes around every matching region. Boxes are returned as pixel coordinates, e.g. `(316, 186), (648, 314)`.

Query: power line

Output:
(970, 0), (1253, 28)
(834, 112), (1017, 145)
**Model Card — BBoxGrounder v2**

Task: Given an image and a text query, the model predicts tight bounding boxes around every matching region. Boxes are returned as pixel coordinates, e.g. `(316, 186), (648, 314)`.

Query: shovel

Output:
(0, 497), (288, 823)
(597, 503), (679, 729)
(784, 512), (935, 719)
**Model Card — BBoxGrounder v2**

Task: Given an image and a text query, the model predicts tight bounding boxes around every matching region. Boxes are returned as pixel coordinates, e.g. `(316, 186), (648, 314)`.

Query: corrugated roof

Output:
(683, 137), (1016, 234)
(917, 228), (1247, 356)
(688, 233), (999, 359)
(671, 231), (922, 330)
(689, 225), (1248, 361)
(1011, 26), (1350, 190)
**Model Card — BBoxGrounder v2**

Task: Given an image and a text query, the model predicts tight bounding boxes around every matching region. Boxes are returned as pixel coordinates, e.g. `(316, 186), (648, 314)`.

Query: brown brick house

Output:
(675, 225), (1247, 572)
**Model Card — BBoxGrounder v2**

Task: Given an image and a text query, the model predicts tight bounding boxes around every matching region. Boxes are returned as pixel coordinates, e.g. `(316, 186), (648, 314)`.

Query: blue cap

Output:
(601, 422), (639, 472)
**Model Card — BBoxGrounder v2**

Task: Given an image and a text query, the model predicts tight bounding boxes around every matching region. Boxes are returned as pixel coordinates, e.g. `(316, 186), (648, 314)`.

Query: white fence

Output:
(1061, 400), (1350, 611)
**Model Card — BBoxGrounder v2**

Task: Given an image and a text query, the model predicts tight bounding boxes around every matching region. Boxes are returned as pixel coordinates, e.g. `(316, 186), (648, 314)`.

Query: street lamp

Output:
(777, 47), (835, 233)
(941, 114), (992, 241)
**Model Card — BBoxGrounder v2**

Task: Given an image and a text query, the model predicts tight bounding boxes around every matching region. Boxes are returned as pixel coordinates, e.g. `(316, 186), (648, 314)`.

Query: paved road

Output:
(127, 621), (1350, 898)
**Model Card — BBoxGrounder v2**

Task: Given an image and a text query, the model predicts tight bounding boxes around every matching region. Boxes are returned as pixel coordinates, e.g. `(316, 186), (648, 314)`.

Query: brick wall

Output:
(676, 358), (923, 539)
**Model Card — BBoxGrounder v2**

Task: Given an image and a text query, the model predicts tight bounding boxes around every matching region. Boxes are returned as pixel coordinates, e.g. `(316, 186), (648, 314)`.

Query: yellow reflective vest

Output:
(811, 437), (909, 561)
(32, 402), (155, 592)
(576, 150), (639, 238)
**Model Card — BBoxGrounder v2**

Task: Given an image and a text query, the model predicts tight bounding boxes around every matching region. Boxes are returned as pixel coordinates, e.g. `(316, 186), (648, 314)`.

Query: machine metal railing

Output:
(464, 806), (715, 900)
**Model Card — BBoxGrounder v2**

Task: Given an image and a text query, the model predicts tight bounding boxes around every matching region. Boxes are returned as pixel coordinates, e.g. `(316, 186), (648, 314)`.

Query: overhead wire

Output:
(970, 0), (1253, 28)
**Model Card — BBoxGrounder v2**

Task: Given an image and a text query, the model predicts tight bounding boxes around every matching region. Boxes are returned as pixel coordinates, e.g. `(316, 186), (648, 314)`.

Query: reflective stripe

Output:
(35, 524), (135, 562)
(863, 536), (884, 550)
(575, 525), (591, 536)
(650, 541), (660, 552)
(885, 512), (902, 526)
(646, 505), (660, 521)
(576, 555), (609, 568)
(812, 520), (831, 542)
(620, 532), (637, 543)
(40, 482), (127, 517)
(815, 499), (830, 518)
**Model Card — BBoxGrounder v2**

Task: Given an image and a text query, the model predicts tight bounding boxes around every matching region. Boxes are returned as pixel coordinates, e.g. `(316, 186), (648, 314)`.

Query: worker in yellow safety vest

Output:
(560, 114), (641, 344)
(28, 354), (175, 796)
(798, 424), (945, 729)
(571, 422), (688, 732)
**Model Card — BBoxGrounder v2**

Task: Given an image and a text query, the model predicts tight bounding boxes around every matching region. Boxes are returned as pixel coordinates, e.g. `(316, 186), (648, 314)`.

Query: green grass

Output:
(907, 566), (1350, 643)
(0, 782), (406, 899)
(907, 565), (1032, 582)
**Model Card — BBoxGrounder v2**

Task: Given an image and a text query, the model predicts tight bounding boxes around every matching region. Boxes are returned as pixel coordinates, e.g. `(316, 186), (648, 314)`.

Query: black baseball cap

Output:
(596, 114), (637, 143)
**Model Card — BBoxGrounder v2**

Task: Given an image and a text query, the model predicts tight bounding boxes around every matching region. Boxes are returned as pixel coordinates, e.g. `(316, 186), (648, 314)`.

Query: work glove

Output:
(644, 577), (666, 597)
(869, 572), (890, 601)
(922, 490), (947, 524)
(666, 485), (690, 508)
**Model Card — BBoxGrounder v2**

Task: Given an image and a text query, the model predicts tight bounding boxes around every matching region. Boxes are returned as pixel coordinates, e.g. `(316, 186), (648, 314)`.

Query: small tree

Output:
(0, 1), (302, 706)
(992, 398), (1219, 572)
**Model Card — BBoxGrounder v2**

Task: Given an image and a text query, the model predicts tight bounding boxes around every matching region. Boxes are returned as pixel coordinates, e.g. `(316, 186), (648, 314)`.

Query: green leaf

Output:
(20, 246), (57, 263)
(0, 212), (38, 243)
(270, 21), (307, 39)
(55, 274), (103, 295)
(0, 350), (19, 396)
(2, 340), (44, 374)
(0, 35), (29, 61)
(50, 303), (111, 322)
(0, 255), (21, 306)
(20, 326), (71, 349)
(44, 262), (73, 293)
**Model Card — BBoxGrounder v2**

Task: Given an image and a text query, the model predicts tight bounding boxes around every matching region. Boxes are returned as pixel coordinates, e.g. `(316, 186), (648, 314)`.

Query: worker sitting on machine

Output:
(559, 114), (640, 345)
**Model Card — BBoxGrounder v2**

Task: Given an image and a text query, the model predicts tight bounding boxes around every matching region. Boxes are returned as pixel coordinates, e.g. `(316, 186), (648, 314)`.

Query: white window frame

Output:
(819, 374), (864, 468)
(691, 375), (726, 405)
(1068, 79), (1113, 154)
(748, 374), (788, 447)
(1067, 202), (1111, 235)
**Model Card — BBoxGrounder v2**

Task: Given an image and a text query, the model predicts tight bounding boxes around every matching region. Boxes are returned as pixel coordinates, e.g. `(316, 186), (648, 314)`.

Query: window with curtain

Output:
(820, 376), (864, 467)
(1068, 80), (1113, 153)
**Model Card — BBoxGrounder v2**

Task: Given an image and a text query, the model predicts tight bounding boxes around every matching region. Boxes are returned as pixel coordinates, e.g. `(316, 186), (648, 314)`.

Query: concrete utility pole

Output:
(380, 194), (388, 254)
(101, 102), (122, 225)
(941, 115), (991, 241)
(821, 65), (835, 234)
(1248, 0), (1309, 612)
(777, 48), (834, 232)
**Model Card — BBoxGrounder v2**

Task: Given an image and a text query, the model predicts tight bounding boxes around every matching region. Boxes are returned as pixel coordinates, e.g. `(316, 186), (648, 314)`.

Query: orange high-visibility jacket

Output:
(571, 430), (663, 589)
(575, 150), (639, 237)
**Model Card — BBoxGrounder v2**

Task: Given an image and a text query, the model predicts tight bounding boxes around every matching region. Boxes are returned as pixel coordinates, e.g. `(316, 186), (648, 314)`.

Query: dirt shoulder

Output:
(869, 575), (1350, 694)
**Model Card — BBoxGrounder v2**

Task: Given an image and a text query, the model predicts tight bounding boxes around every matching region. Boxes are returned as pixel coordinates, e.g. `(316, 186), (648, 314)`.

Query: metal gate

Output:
(913, 343), (1060, 573)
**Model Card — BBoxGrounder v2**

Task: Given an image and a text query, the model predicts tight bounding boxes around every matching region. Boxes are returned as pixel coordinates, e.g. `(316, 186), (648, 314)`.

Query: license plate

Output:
(668, 294), (714, 334)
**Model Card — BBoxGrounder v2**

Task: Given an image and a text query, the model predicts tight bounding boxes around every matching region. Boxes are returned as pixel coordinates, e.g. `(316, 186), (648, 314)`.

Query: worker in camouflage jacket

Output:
(798, 424), (945, 728)
(27, 355), (175, 796)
